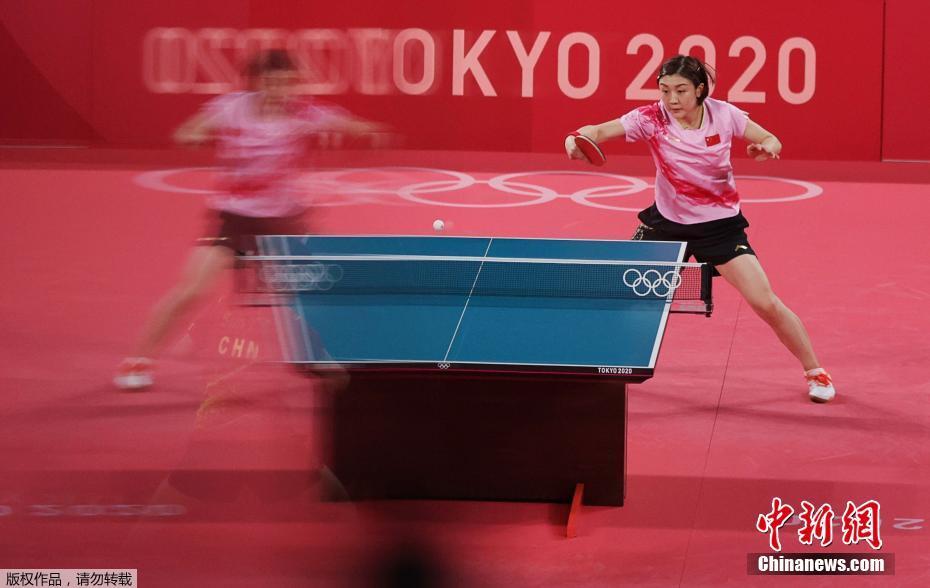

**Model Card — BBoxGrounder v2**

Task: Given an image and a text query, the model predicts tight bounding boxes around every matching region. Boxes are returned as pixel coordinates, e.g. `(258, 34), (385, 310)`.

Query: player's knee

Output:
(173, 283), (207, 309)
(748, 293), (780, 321)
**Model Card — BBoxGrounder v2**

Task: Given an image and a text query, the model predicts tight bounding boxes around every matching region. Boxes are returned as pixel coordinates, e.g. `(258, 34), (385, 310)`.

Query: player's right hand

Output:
(565, 134), (583, 160)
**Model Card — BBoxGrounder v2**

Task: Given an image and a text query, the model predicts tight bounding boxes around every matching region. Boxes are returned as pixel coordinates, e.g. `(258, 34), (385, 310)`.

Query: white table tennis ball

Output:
(433, 219), (445, 232)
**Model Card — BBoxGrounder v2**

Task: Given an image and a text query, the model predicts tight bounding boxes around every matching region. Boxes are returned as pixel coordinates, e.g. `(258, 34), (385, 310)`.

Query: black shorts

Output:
(200, 210), (307, 256)
(631, 204), (756, 275)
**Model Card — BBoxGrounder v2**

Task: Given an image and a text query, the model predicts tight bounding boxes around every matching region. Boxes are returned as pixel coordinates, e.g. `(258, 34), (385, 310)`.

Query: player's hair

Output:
(244, 49), (296, 86)
(656, 55), (716, 104)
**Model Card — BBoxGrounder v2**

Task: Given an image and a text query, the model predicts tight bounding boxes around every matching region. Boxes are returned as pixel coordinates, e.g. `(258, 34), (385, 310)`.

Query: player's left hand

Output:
(747, 143), (780, 161)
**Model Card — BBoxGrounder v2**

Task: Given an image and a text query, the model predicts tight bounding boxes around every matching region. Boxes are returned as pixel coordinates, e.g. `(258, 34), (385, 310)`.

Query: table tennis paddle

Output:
(569, 131), (606, 166)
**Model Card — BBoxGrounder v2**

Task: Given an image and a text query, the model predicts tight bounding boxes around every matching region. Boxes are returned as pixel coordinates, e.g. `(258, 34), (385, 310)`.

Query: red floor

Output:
(1, 149), (928, 586)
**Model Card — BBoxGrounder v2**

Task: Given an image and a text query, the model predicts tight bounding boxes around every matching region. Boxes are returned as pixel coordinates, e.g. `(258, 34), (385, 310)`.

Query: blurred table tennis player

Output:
(115, 49), (380, 390)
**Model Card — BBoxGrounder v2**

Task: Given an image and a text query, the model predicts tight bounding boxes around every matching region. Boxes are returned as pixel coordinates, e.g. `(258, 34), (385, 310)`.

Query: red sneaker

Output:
(805, 369), (835, 403)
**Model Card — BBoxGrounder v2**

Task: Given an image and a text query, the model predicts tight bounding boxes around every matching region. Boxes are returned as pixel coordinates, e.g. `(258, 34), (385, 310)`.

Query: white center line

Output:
(443, 239), (493, 362)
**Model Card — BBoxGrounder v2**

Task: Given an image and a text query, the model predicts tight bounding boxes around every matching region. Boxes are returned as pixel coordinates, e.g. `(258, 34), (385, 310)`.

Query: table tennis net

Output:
(238, 254), (713, 313)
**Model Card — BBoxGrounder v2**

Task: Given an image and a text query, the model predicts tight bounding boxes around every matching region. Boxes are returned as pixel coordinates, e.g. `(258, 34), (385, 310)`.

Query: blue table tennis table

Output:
(249, 235), (712, 506)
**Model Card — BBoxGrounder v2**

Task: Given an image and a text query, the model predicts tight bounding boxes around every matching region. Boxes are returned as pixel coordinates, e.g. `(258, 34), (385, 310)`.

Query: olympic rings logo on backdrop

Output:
(259, 262), (344, 292)
(622, 268), (682, 297)
(134, 167), (824, 211)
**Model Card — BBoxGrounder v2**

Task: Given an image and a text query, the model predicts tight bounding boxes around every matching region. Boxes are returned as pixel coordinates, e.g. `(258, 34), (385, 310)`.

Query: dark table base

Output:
(328, 372), (628, 506)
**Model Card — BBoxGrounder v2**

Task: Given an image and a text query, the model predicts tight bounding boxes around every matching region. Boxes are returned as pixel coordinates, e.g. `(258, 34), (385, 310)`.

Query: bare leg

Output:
(132, 245), (235, 358)
(715, 254), (820, 371)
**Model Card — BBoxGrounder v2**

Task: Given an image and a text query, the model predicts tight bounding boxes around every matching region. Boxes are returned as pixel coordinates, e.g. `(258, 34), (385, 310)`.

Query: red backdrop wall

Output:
(882, 0), (930, 161)
(3, 0), (916, 161)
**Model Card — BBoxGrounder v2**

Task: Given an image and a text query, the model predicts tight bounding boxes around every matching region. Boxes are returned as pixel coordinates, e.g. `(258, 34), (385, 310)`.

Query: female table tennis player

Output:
(115, 49), (379, 390)
(565, 55), (835, 403)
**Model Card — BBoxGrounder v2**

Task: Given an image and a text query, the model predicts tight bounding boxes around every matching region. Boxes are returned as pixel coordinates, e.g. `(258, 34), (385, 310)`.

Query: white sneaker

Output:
(114, 358), (154, 390)
(805, 368), (835, 403)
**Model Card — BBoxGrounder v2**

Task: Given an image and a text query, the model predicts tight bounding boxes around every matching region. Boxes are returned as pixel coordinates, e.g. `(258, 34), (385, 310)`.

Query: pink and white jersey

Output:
(200, 92), (342, 217)
(620, 97), (749, 224)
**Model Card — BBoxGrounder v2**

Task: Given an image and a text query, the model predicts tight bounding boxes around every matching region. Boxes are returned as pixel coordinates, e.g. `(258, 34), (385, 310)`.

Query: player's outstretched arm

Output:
(565, 119), (626, 159)
(305, 103), (389, 137)
(744, 119), (782, 161)
(332, 116), (389, 137)
(173, 112), (217, 146)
